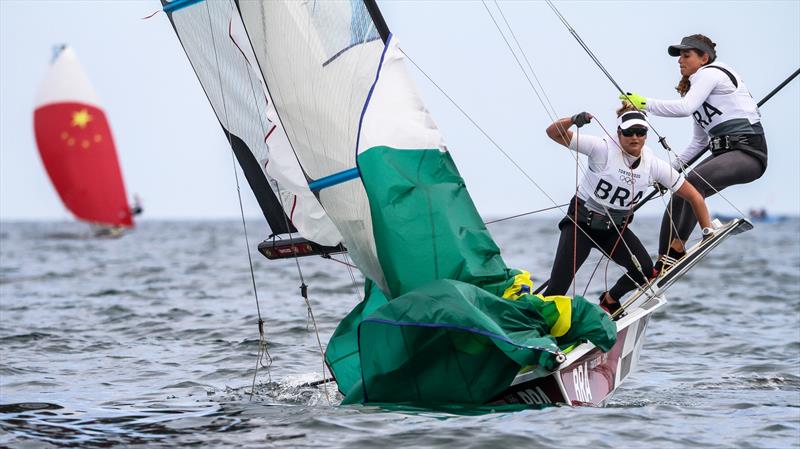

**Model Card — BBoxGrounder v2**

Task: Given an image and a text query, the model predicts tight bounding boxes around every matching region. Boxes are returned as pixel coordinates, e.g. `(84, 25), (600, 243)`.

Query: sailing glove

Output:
(571, 112), (592, 128)
(619, 92), (647, 110)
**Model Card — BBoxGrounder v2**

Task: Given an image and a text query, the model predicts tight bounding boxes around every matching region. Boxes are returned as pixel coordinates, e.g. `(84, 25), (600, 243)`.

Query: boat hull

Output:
(489, 295), (666, 407)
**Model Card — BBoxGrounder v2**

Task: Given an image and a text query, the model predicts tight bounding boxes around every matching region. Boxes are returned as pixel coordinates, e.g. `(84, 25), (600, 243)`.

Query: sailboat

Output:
(33, 45), (140, 237)
(160, 0), (745, 407)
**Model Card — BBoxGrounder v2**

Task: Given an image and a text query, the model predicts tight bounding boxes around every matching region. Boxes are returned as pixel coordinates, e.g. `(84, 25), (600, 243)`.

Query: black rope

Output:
(545, 0), (669, 145)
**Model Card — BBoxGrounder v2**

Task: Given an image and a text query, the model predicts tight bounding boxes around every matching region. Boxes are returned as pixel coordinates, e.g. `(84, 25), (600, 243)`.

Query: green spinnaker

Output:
(325, 147), (616, 405)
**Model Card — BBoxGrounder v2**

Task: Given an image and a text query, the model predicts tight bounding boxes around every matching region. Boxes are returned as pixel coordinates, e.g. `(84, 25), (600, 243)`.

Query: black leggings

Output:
(544, 218), (653, 301)
(658, 148), (766, 254)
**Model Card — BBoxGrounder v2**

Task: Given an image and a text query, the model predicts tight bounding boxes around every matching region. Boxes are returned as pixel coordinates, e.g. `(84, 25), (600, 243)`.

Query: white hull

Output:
(490, 295), (667, 407)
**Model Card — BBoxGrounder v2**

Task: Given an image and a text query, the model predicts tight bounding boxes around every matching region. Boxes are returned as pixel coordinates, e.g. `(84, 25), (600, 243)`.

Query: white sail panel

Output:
(35, 47), (100, 108)
(164, 0), (341, 245)
(358, 37), (447, 155)
(239, 1), (388, 290)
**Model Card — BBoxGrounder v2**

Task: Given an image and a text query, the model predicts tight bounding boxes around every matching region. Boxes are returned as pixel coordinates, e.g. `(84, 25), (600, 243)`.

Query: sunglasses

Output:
(620, 127), (648, 137)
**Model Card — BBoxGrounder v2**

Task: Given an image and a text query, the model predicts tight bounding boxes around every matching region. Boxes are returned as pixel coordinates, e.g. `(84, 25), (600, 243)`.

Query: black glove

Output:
(571, 112), (592, 128)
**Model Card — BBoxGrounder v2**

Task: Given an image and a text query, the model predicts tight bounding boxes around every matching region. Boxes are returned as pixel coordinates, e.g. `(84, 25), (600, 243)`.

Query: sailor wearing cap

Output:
(619, 34), (767, 275)
(543, 105), (712, 315)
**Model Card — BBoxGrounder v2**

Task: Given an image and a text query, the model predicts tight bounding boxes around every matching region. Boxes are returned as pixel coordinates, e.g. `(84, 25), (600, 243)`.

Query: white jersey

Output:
(569, 134), (684, 213)
(646, 62), (761, 168)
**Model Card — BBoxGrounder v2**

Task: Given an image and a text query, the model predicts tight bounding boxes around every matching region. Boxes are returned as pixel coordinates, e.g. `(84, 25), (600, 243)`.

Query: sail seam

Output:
(361, 318), (560, 354)
(353, 32), (393, 177)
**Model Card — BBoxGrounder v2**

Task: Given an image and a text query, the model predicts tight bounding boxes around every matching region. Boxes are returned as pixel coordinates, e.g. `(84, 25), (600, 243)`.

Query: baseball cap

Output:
(668, 36), (716, 60)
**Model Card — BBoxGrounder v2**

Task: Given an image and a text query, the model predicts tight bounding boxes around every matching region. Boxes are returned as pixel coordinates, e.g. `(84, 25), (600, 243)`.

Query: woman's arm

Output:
(546, 112), (592, 147)
(646, 69), (724, 117)
(545, 117), (575, 147)
(675, 181), (712, 229)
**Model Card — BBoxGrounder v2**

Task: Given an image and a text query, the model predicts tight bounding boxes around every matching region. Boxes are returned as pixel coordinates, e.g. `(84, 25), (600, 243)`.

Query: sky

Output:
(1, 0), (798, 223)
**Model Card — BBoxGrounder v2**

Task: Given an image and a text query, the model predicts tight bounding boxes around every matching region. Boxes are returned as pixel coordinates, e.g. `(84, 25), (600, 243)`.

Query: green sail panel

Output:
(336, 279), (616, 405)
(358, 146), (510, 298)
(325, 145), (616, 404)
(324, 279), (388, 397)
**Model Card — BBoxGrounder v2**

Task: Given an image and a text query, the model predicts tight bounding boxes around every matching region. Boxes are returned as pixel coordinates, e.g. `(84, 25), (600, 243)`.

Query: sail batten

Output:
(163, 0), (204, 13)
(308, 167), (360, 192)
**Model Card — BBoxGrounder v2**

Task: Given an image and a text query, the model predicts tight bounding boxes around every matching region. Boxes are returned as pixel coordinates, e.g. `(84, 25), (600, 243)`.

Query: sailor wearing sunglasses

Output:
(620, 34), (767, 275)
(543, 106), (712, 315)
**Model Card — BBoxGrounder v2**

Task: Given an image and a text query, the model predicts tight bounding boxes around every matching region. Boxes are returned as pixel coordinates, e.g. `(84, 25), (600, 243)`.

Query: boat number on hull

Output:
(515, 387), (552, 405)
(573, 363), (593, 403)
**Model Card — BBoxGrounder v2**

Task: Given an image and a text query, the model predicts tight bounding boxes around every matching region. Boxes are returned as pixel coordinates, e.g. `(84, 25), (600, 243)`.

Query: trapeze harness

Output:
(686, 63), (767, 168)
(544, 136), (684, 300)
(650, 63), (768, 254)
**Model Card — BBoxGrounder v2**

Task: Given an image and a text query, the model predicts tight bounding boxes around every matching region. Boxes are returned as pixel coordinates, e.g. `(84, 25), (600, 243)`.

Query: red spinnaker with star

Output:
(34, 46), (133, 228)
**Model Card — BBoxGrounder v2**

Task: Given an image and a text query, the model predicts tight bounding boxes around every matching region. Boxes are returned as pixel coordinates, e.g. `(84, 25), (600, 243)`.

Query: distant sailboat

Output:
(33, 45), (139, 237)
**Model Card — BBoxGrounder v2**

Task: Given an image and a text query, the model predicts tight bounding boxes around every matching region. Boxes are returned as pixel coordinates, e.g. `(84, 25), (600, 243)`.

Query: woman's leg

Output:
(604, 227), (654, 301)
(543, 221), (594, 297)
(658, 194), (695, 255)
(659, 151), (765, 254)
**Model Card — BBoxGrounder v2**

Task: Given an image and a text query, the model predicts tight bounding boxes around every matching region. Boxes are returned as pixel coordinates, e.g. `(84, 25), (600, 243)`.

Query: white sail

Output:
(35, 47), (100, 108)
(239, 1), (388, 290)
(357, 38), (447, 158)
(163, 0), (341, 245)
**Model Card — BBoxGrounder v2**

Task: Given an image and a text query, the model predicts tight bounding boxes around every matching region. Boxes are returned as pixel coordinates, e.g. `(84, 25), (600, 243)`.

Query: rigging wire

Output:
(397, 3), (652, 298)
(481, 1), (648, 291)
(404, 46), (644, 292)
(544, 0), (749, 221)
(252, 88), (333, 401)
(484, 203), (568, 224)
(572, 129), (579, 298)
(542, 3), (661, 155)
(208, 0), (335, 402)
(203, 2), (273, 399)
(543, 0), (666, 140)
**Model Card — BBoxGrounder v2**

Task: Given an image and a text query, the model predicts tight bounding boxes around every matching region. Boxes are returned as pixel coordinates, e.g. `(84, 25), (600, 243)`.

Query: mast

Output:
(363, 0), (390, 43)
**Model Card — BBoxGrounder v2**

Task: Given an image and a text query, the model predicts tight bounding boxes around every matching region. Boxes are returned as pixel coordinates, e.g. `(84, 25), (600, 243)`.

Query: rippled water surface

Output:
(1, 218), (799, 448)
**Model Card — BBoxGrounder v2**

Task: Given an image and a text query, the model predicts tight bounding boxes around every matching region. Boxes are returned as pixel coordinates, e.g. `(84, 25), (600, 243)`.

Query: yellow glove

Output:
(619, 92), (647, 110)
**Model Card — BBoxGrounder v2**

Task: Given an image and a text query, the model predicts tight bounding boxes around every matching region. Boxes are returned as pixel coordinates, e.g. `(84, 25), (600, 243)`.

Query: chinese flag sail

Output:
(34, 46), (133, 228)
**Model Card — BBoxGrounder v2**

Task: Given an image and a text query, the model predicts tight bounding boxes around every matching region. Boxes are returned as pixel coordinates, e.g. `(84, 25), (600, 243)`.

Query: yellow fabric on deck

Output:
(502, 270), (534, 300)
(537, 294), (572, 337)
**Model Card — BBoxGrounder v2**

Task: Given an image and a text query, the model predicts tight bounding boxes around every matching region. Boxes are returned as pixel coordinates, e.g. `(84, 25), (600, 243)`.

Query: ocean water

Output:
(1, 217), (798, 448)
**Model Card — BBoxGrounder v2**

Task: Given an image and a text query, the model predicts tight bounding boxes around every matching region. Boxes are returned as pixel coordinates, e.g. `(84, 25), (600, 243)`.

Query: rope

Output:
(236, 2), (334, 402)
(201, 2), (275, 400)
(544, 0), (667, 141)
(475, 2), (651, 294)
(572, 129), (579, 298)
(546, 0), (751, 224)
(484, 203), (568, 225)
(203, 1), (337, 401)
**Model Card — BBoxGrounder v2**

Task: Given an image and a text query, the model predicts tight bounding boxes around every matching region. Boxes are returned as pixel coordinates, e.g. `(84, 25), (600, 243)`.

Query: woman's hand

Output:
(619, 92), (647, 110)
(571, 112), (593, 128)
